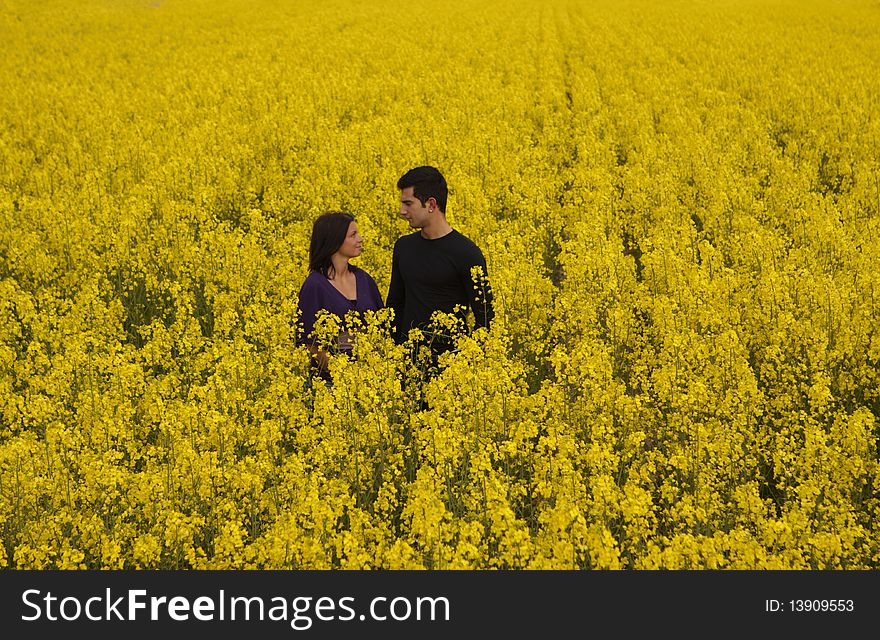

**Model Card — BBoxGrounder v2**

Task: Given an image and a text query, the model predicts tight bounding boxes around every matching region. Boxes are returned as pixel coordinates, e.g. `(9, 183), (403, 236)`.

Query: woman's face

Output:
(335, 221), (363, 259)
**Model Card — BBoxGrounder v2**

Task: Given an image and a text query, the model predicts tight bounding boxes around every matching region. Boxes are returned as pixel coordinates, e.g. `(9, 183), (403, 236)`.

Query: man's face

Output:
(399, 186), (432, 229)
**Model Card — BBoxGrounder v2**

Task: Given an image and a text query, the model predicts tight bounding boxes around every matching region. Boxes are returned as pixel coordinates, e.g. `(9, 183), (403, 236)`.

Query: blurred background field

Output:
(1, 0), (879, 568)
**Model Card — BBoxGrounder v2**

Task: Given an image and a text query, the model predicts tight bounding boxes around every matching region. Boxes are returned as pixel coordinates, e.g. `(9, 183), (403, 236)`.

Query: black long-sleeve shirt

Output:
(386, 230), (494, 347)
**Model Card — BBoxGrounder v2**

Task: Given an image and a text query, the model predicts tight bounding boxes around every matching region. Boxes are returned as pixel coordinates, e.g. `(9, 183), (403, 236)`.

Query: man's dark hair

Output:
(309, 211), (355, 277)
(397, 166), (448, 213)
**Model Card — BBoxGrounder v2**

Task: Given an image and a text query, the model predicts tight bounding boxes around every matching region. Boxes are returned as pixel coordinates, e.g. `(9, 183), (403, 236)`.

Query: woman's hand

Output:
(308, 344), (331, 372)
(337, 331), (354, 351)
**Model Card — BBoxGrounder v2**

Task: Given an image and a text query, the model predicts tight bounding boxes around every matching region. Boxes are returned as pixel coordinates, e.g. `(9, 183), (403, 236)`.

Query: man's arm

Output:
(385, 242), (406, 342)
(465, 251), (494, 331)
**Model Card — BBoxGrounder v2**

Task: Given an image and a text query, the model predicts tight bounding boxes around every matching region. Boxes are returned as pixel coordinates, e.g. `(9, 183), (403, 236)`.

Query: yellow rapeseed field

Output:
(1, 0), (879, 569)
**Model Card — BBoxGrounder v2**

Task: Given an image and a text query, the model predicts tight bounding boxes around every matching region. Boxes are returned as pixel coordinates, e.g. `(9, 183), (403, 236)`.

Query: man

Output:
(386, 166), (494, 354)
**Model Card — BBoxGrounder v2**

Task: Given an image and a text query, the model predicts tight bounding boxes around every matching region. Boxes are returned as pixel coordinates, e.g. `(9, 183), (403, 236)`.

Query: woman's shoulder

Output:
(352, 266), (383, 306)
(299, 270), (328, 294)
(352, 265), (379, 284)
(303, 270), (328, 284)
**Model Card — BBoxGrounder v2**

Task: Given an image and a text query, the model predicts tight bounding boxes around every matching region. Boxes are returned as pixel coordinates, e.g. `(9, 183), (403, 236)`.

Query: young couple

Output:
(297, 165), (494, 383)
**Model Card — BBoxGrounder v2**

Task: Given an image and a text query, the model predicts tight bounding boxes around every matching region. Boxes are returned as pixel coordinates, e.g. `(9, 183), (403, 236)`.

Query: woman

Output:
(297, 211), (384, 382)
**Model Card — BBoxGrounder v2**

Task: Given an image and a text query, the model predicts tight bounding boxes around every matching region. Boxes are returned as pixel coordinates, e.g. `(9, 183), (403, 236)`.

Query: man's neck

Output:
(419, 218), (453, 240)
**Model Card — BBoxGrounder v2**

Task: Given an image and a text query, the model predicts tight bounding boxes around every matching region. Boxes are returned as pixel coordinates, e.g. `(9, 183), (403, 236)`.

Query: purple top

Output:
(296, 266), (384, 348)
